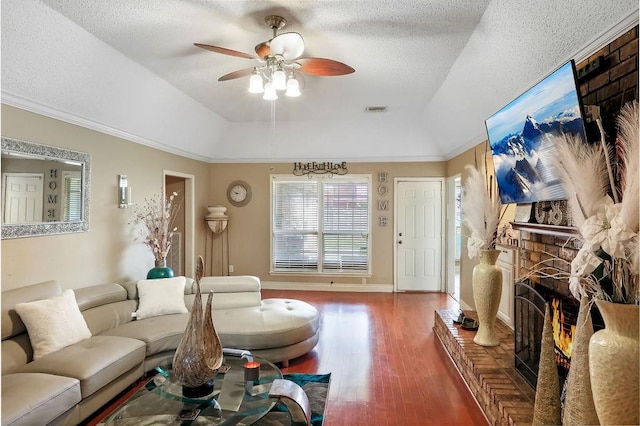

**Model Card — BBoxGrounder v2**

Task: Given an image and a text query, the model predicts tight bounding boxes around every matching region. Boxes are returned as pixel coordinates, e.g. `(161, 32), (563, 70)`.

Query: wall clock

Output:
(227, 181), (252, 207)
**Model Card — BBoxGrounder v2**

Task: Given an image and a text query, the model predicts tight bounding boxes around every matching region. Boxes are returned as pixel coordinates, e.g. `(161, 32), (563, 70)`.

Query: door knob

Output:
(399, 232), (403, 237)
(398, 240), (403, 244)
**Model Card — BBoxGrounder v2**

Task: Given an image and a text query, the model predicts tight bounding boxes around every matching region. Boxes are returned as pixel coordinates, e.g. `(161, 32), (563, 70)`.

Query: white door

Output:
(396, 179), (443, 291)
(3, 173), (44, 224)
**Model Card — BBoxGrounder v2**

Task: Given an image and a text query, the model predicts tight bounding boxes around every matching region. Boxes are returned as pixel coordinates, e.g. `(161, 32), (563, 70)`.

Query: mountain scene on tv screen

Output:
(491, 85), (584, 204)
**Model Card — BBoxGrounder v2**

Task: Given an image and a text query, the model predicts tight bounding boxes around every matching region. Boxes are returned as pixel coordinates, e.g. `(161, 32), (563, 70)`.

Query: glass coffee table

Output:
(100, 354), (282, 425)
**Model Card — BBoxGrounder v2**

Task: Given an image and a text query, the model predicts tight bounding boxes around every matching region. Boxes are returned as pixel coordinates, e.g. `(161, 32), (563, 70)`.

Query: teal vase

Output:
(147, 259), (174, 279)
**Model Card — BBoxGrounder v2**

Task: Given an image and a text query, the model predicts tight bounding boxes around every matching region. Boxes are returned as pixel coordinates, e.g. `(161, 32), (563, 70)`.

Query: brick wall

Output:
(518, 230), (581, 298)
(577, 25), (638, 147)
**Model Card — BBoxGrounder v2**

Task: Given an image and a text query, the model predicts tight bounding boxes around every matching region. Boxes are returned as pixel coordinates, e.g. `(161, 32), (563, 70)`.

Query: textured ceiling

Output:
(38, 0), (491, 123)
(2, 1), (638, 162)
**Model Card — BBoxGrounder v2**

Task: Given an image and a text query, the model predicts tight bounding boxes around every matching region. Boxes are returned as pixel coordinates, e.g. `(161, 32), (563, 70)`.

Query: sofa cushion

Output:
(135, 277), (188, 320)
(1, 280), (61, 340)
(82, 300), (138, 336)
(214, 299), (320, 350)
(2, 372), (81, 426)
(75, 283), (127, 311)
(199, 275), (261, 293)
(102, 313), (189, 357)
(14, 289), (92, 360)
(194, 276), (262, 309)
(18, 335), (145, 398)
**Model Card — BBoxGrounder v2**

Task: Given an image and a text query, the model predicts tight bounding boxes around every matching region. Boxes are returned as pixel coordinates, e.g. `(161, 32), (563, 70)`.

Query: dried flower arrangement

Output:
(131, 190), (181, 263)
(461, 164), (505, 259)
(550, 101), (639, 304)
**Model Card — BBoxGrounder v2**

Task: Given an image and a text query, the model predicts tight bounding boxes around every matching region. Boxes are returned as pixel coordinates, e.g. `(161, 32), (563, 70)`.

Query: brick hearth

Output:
(434, 309), (535, 426)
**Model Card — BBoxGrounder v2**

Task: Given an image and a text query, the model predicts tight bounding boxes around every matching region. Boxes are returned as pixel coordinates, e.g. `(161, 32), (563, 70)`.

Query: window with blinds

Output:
(62, 171), (82, 221)
(271, 175), (370, 273)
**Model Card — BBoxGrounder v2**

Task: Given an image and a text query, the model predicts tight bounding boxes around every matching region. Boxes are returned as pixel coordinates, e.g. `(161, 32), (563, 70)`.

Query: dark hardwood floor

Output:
(263, 290), (488, 426)
(85, 290), (488, 425)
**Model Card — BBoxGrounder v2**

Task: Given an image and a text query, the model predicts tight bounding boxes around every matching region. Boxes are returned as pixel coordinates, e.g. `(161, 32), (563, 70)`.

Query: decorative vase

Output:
(533, 303), (561, 426)
(203, 291), (224, 371)
(562, 296), (598, 426)
(589, 300), (639, 425)
(172, 279), (222, 397)
(472, 249), (502, 346)
(147, 258), (174, 279)
(206, 205), (228, 219)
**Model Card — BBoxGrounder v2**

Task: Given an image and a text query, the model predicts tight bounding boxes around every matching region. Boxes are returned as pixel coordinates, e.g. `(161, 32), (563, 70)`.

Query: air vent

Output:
(365, 106), (388, 113)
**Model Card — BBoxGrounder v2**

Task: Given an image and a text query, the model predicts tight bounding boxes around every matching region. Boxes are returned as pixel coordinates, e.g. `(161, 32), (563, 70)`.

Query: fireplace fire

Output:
(551, 297), (576, 374)
(514, 280), (603, 389)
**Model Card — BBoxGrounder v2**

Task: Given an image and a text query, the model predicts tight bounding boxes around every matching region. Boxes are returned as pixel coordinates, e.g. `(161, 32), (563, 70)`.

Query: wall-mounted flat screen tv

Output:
(485, 60), (588, 204)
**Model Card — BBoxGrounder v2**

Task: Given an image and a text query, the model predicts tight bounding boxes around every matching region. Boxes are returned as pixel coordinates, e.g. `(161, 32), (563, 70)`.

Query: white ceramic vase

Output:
(206, 205), (228, 219)
(589, 300), (639, 425)
(472, 249), (502, 346)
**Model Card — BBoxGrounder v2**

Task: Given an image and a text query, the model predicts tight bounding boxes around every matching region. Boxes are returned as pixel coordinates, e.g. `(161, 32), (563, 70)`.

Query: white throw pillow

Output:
(15, 289), (92, 360)
(135, 276), (188, 320)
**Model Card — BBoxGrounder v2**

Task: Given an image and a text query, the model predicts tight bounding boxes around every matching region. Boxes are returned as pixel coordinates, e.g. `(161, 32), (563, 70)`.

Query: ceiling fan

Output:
(194, 15), (355, 99)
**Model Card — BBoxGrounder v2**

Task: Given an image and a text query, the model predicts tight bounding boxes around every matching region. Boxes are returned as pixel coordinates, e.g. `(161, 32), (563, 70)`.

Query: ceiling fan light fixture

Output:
(285, 75), (301, 97)
(248, 70), (264, 93)
(263, 82), (278, 100)
(272, 67), (287, 91)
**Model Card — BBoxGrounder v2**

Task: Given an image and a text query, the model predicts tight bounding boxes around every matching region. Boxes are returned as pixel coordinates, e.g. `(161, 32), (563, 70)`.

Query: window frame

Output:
(270, 174), (372, 275)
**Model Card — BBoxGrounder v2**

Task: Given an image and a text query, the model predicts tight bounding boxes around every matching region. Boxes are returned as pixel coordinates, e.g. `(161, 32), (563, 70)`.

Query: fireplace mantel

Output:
(511, 222), (579, 238)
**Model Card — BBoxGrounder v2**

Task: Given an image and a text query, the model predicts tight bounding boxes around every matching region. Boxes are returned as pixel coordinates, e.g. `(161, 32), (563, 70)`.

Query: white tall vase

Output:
(589, 300), (639, 425)
(472, 249), (502, 346)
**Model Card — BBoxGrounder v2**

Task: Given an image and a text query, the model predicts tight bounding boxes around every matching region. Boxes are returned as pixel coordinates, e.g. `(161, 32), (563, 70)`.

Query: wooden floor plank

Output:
(265, 290), (488, 426)
(83, 291), (488, 425)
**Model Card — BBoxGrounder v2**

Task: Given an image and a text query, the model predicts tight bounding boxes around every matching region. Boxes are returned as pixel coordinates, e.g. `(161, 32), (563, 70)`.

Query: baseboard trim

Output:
(262, 281), (394, 293)
(497, 312), (514, 330)
(459, 299), (473, 311)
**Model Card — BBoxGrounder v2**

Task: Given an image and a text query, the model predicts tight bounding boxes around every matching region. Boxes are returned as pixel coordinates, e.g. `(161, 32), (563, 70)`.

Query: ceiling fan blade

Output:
(255, 41), (270, 59)
(218, 67), (255, 82)
(270, 32), (305, 60)
(297, 58), (355, 76)
(194, 43), (257, 60)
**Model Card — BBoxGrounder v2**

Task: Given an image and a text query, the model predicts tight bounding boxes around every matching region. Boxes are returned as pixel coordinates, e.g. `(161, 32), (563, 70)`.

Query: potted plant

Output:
(132, 190), (181, 279)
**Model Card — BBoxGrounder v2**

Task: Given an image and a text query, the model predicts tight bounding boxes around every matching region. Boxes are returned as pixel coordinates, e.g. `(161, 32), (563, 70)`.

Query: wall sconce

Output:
(205, 205), (228, 233)
(118, 174), (132, 208)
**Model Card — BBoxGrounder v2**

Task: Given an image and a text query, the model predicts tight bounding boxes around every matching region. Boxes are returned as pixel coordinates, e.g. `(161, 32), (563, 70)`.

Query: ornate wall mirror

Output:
(1, 137), (91, 239)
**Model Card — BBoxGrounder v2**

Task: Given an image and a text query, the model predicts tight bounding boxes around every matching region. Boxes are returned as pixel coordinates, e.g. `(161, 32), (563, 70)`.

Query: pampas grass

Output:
(553, 135), (610, 228)
(462, 165), (502, 259)
(549, 100), (639, 304)
(617, 101), (639, 234)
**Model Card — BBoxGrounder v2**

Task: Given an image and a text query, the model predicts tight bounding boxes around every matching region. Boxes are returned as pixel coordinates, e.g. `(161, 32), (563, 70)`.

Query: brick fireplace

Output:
(512, 224), (605, 390)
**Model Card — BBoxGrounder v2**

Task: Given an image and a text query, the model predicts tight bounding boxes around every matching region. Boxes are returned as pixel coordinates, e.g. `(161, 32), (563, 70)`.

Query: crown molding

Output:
(1, 91), (214, 163)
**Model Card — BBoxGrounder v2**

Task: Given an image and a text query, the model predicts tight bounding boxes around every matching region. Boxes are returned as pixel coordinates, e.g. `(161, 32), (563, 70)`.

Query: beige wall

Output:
(2, 103), (502, 300)
(208, 161), (446, 287)
(1, 105), (212, 290)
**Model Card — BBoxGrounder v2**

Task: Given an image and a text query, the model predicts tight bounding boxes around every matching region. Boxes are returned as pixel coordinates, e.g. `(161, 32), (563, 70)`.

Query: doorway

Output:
(394, 178), (444, 292)
(164, 171), (195, 278)
(2, 173), (44, 223)
(446, 175), (462, 301)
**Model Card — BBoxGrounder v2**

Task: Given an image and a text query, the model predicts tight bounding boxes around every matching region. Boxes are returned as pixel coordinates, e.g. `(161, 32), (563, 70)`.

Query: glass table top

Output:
(100, 355), (282, 425)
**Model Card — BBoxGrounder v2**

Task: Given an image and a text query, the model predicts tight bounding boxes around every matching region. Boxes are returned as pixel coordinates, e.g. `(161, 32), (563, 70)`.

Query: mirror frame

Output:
(1, 137), (91, 239)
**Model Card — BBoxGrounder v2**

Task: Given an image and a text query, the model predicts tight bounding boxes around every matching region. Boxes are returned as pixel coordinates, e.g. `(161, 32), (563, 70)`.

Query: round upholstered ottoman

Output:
(212, 298), (320, 366)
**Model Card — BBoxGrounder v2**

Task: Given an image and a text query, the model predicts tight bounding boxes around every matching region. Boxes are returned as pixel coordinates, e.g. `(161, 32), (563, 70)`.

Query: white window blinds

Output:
(63, 171), (82, 222)
(272, 175), (370, 273)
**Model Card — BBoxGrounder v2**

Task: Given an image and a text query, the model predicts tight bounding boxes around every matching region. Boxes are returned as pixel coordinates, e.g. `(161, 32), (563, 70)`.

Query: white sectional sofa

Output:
(1, 275), (319, 425)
